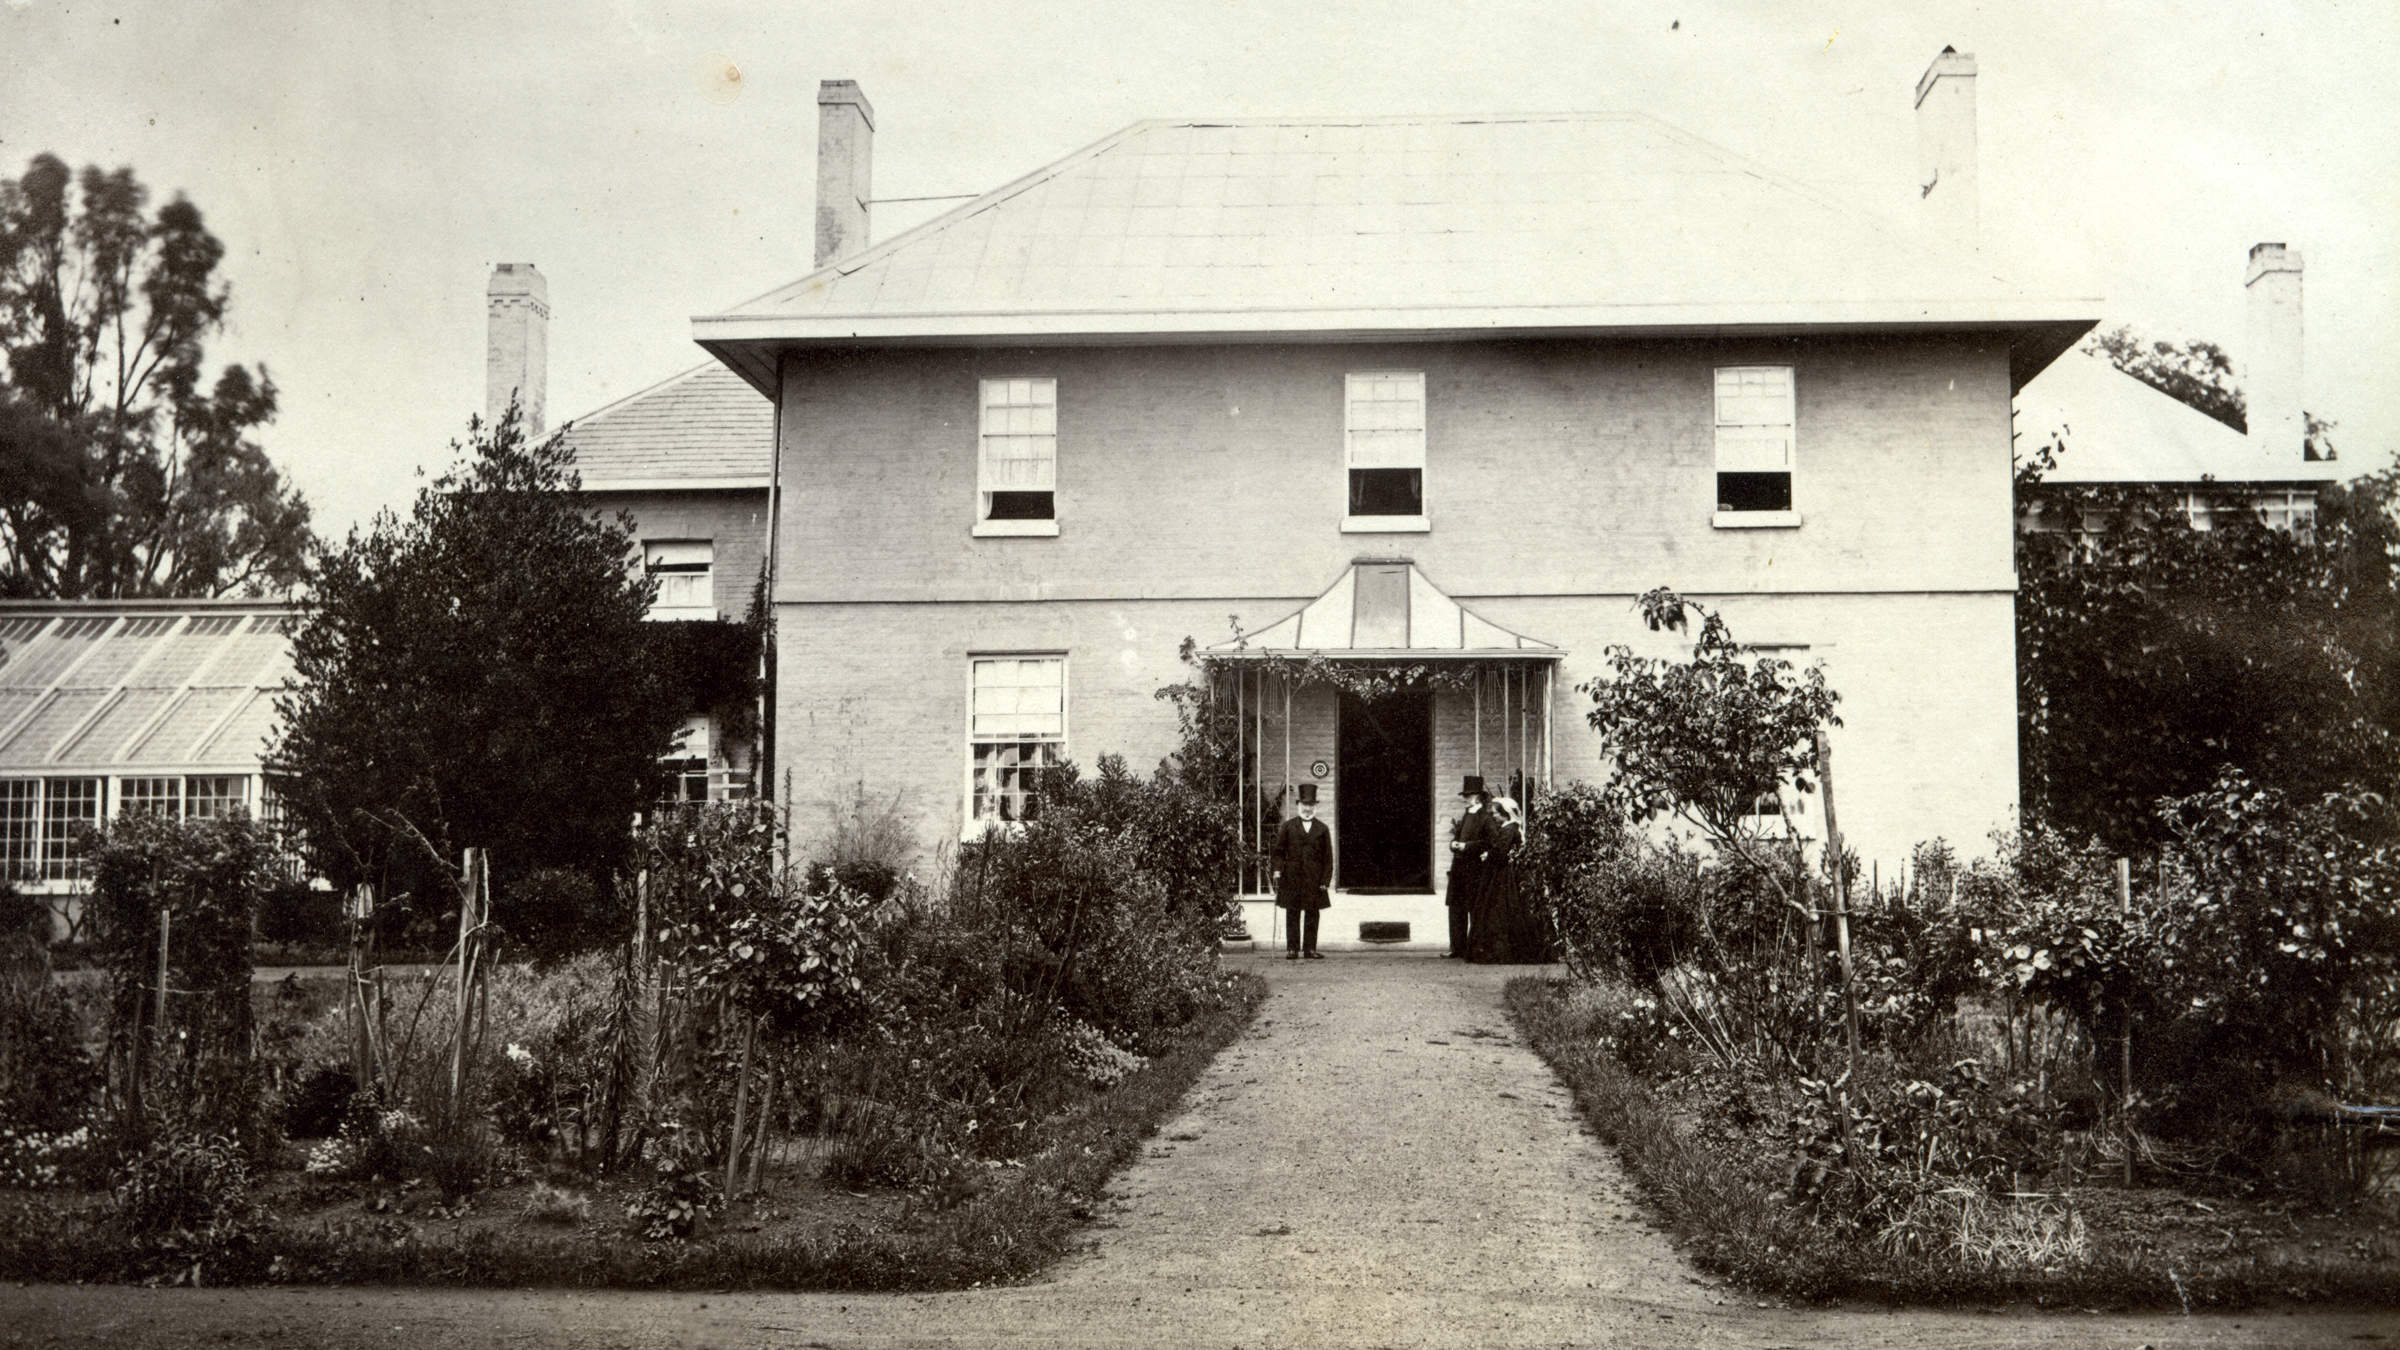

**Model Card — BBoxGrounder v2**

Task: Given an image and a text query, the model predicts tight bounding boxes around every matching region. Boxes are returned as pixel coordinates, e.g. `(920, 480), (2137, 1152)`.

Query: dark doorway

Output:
(1336, 690), (1432, 891)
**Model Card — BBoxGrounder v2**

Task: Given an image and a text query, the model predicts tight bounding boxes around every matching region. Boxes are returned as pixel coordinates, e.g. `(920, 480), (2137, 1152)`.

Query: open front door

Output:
(1336, 690), (1432, 891)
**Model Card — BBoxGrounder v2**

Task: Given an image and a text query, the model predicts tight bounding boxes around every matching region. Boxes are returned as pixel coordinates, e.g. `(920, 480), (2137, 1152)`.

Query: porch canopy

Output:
(1204, 560), (1562, 894)
(1205, 559), (1560, 662)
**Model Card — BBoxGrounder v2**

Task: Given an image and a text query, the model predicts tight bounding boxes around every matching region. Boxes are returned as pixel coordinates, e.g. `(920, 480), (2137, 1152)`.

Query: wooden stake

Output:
(154, 904), (172, 1051)
(726, 1014), (759, 1196)
(348, 884), (376, 1087)
(1814, 730), (1865, 1167)
(748, 1060), (779, 1194)
(450, 849), (486, 1120)
(2117, 856), (2135, 1187)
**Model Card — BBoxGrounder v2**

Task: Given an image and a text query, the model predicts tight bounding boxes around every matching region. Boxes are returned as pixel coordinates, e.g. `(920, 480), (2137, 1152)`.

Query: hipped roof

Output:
(1207, 561), (1559, 661)
(697, 112), (2097, 390)
(0, 600), (294, 775)
(2015, 347), (2334, 486)
(557, 361), (773, 491)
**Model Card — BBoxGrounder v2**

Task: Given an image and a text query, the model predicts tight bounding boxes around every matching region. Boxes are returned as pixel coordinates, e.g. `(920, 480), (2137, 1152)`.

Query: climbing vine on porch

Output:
(1177, 628), (1531, 703)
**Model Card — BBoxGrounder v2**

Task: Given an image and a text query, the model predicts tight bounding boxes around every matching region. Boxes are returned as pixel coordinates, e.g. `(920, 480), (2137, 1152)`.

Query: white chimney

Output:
(815, 80), (875, 269)
(485, 263), (549, 437)
(2244, 242), (2305, 460)
(1914, 47), (1979, 253)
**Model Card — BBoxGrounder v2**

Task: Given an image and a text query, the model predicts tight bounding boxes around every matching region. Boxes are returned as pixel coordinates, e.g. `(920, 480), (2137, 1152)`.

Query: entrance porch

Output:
(1207, 559), (1562, 952)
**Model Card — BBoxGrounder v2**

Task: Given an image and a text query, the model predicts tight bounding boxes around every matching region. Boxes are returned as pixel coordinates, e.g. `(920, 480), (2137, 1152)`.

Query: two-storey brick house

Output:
(693, 64), (2099, 948)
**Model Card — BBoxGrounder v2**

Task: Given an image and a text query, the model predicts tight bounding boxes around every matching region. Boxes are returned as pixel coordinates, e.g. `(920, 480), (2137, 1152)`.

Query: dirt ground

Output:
(2, 953), (2391, 1347)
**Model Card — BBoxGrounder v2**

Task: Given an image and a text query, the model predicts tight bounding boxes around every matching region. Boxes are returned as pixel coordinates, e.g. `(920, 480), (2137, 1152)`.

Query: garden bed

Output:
(1507, 976), (2400, 1310)
(0, 969), (1264, 1291)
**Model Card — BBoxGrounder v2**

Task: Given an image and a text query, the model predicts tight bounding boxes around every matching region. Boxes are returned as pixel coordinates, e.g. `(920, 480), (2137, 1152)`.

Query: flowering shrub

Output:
(0, 1124), (95, 1189)
(302, 1100), (427, 1181)
(1057, 1019), (1145, 1090)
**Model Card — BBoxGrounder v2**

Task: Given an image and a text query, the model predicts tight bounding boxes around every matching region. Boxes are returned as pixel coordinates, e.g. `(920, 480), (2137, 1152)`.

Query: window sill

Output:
(645, 607), (719, 622)
(972, 519), (1060, 538)
(1340, 514), (1431, 534)
(1711, 510), (1803, 530)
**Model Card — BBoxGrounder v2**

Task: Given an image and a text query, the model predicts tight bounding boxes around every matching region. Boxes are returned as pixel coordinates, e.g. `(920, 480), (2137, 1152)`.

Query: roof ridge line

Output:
(1152, 111), (1647, 127)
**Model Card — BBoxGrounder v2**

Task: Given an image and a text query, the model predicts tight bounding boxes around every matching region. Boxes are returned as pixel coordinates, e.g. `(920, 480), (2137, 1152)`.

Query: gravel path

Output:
(2, 953), (2385, 1347)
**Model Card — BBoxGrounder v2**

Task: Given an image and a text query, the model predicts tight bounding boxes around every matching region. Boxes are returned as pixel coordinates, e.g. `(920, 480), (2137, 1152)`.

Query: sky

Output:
(5, 0), (2396, 537)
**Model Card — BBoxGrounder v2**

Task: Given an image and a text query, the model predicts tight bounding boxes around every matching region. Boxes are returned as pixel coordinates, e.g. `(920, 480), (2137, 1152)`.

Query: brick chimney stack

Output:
(485, 263), (549, 437)
(2244, 242), (2305, 460)
(1914, 47), (1979, 253)
(815, 80), (875, 269)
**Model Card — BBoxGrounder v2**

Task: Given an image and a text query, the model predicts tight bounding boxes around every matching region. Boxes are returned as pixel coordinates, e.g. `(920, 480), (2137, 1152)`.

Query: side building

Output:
(481, 263), (776, 805)
(2014, 243), (2336, 528)
(0, 599), (296, 933)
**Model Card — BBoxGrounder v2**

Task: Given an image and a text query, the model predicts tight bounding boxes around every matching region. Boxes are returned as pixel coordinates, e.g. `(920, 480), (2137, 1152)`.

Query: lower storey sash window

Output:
(971, 740), (1059, 824)
(969, 655), (1066, 826)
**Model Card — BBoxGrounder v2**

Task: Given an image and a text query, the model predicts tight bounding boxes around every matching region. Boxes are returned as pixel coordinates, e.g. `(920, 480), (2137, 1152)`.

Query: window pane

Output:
(1717, 472), (1792, 513)
(971, 739), (1061, 823)
(1714, 366), (1794, 427)
(120, 776), (182, 819)
(984, 490), (1055, 520)
(41, 778), (101, 881)
(0, 781), (36, 883)
(1348, 467), (1424, 516)
(186, 776), (245, 821)
(1346, 372), (1427, 470)
(1714, 429), (1792, 472)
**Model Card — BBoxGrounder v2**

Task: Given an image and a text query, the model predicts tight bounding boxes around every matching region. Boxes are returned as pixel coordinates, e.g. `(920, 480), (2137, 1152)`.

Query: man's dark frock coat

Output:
(1447, 804), (1496, 907)
(1272, 815), (1334, 911)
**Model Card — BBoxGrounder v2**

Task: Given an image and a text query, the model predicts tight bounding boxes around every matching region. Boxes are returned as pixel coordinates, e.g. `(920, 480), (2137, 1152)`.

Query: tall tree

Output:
(274, 404), (679, 951)
(0, 153), (312, 597)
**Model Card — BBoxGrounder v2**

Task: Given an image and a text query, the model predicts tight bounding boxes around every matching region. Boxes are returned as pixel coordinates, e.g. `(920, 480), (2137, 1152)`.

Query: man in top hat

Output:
(1446, 774), (1495, 957)
(1272, 783), (1334, 960)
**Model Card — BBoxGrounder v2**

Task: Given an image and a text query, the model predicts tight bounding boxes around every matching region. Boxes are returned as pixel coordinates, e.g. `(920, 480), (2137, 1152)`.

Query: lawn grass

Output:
(0, 971), (1266, 1292)
(1505, 975), (2400, 1310)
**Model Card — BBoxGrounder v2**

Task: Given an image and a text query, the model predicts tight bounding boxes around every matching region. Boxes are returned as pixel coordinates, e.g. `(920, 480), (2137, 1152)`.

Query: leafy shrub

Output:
(0, 976), (98, 1132)
(86, 814), (270, 1140)
(255, 877), (340, 948)
(0, 882), (50, 942)
(1526, 784), (1707, 985)
(503, 866), (615, 959)
(279, 1064), (356, 1140)
(112, 1132), (253, 1242)
(624, 1131), (721, 1240)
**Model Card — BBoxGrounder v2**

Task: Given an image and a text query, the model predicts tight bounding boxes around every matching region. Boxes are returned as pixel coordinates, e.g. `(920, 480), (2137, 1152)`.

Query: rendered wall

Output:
(769, 334), (2021, 938)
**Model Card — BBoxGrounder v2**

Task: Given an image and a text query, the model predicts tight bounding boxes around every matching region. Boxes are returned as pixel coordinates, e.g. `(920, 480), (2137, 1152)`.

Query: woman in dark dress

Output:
(1472, 795), (1532, 963)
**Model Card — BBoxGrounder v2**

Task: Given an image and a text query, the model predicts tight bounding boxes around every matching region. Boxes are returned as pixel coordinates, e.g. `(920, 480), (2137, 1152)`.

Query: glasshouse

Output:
(0, 599), (296, 919)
